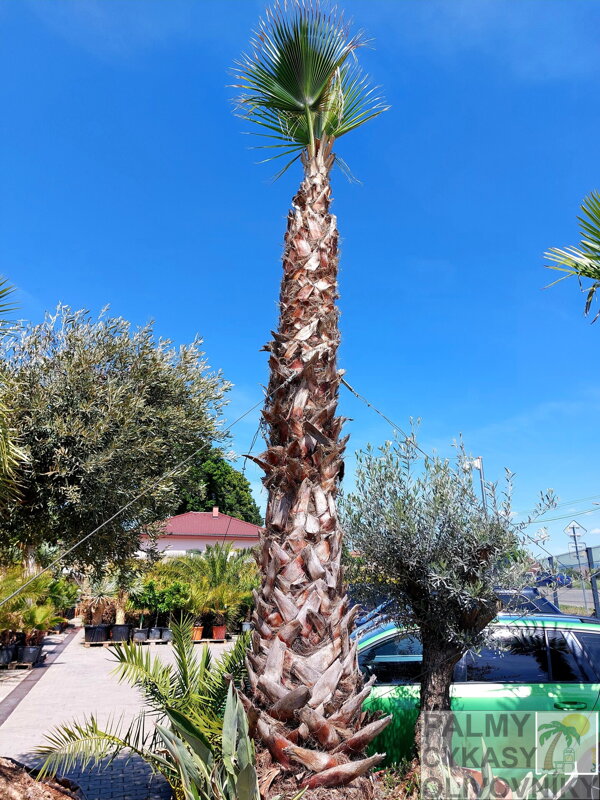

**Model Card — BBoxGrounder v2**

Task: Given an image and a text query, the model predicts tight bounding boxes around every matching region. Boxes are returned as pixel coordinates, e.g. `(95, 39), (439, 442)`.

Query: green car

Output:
(359, 613), (600, 793)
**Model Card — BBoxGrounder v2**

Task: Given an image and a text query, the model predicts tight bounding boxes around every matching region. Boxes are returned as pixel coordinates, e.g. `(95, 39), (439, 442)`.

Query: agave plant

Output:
(545, 191), (600, 321)
(233, 0), (388, 789)
(37, 619), (253, 797)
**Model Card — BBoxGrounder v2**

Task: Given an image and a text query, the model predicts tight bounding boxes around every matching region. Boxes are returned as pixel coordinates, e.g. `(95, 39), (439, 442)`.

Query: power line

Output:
(341, 378), (430, 460)
(522, 508), (599, 525)
(0, 373), (295, 609)
(339, 377), (588, 571)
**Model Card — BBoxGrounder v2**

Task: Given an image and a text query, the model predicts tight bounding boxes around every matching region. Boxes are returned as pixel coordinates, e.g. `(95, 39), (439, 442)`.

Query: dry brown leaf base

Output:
(248, 138), (390, 789)
(257, 745), (382, 800)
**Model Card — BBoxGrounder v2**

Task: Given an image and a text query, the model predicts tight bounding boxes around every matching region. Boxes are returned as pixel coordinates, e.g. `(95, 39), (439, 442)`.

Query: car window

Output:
(573, 632), (600, 681)
(546, 629), (594, 682)
(460, 627), (551, 683)
(359, 633), (423, 685)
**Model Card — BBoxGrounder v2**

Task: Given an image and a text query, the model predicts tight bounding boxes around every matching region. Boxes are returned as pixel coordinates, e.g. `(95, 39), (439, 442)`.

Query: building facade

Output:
(140, 507), (262, 557)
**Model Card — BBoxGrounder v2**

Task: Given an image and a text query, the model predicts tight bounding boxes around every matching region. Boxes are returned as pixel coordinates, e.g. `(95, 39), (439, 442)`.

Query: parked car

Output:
(555, 572), (573, 588)
(496, 586), (562, 614)
(360, 613), (600, 788)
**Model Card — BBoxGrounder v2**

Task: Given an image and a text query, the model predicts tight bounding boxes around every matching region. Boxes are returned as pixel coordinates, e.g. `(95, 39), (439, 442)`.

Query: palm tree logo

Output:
(538, 714), (590, 772)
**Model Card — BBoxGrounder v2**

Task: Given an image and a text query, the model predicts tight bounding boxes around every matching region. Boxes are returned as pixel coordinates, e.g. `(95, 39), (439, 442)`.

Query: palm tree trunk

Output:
(543, 734), (563, 771)
(245, 139), (389, 789)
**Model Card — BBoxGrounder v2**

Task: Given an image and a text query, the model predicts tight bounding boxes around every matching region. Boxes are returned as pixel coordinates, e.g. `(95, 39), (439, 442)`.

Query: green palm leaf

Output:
(111, 640), (175, 711)
(36, 620), (251, 794)
(545, 191), (600, 320)
(36, 712), (173, 780)
(0, 278), (26, 507)
(234, 0), (387, 164)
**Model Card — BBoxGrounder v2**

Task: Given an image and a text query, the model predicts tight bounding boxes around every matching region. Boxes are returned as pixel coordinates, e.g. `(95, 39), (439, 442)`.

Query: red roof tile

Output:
(162, 511), (263, 539)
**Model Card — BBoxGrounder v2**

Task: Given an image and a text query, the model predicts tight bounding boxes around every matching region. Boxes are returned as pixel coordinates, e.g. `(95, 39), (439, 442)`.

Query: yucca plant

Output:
(233, 0), (388, 790)
(37, 619), (252, 797)
(545, 190), (600, 321)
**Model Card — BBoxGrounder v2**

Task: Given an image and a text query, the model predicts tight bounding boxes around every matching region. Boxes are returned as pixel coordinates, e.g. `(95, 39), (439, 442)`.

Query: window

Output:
(460, 627), (551, 683)
(573, 632), (600, 681)
(359, 633), (423, 685)
(547, 630), (593, 682)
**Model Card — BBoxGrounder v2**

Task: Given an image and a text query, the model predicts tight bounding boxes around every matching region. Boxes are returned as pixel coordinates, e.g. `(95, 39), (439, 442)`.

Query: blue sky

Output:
(1, 0), (600, 560)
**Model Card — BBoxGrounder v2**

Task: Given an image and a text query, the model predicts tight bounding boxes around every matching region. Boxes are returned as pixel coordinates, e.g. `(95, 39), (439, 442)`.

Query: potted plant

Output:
(211, 612), (227, 642)
(206, 586), (240, 641)
(133, 581), (161, 640)
(132, 611), (149, 642)
(186, 586), (208, 642)
(18, 605), (64, 664)
(82, 576), (115, 643)
(0, 632), (16, 665)
(158, 581), (190, 642)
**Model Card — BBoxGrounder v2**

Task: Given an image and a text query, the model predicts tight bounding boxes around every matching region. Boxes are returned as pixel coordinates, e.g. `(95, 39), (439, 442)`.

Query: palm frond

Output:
(545, 191), (600, 320)
(234, 0), (387, 158)
(200, 632), (250, 715)
(0, 278), (17, 324)
(36, 712), (173, 780)
(0, 279), (26, 506)
(170, 615), (209, 703)
(111, 641), (175, 711)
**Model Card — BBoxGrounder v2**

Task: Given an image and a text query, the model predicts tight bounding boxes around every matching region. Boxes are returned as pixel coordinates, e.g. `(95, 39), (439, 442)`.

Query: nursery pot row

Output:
(192, 625), (227, 641)
(84, 625), (173, 643)
(0, 643), (43, 665)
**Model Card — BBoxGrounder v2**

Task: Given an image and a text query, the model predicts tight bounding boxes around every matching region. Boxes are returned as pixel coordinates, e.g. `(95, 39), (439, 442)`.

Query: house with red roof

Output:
(140, 507), (263, 557)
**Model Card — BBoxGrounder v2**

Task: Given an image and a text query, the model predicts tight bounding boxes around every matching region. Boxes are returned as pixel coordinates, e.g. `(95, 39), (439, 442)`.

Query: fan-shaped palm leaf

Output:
(545, 191), (600, 320)
(234, 0), (387, 165)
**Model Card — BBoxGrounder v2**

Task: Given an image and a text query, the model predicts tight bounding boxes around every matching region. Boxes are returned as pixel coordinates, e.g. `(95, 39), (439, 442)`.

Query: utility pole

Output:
(565, 520), (589, 612)
(471, 456), (487, 518)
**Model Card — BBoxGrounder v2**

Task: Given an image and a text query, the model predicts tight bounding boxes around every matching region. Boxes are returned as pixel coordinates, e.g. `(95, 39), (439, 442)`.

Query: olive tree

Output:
(342, 435), (554, 749)
(0, 305), (229, 571)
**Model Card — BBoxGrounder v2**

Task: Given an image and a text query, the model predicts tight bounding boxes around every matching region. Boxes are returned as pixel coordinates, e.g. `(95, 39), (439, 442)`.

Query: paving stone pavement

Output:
(0, 628), (231, 800)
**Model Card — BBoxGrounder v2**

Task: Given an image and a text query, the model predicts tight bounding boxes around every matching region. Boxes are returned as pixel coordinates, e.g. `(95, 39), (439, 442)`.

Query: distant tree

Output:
(0, 306), (229, 572)
(342, 435), (554, 753)
(176, 449), (263, 525)
(545, 191), (600, 320)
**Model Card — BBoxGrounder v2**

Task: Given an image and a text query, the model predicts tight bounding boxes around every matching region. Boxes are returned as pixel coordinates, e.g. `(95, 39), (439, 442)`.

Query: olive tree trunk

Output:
(245, 139), (389, 789)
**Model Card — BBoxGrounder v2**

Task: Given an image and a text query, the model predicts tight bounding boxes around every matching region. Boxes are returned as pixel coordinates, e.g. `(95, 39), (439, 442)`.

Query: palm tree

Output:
(158, 544), (259, 627)
(545, 191), (600, 320)
(0, 278), (25, 511)
(233, 1), (389, 789)
(538, 720), (581, 771)
(37, 619), (259, 800)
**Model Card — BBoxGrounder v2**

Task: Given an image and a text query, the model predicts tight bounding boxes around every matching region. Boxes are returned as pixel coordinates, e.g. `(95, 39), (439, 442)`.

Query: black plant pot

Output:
(17, 645), (42, 664)
(133, 627), (149, 642)
(0, 644), (16, 664)
(84, 625), (109, 643)
(148, 627), (162, 640)
(161, 628), (173, 642)
(111, 624), (131, 642)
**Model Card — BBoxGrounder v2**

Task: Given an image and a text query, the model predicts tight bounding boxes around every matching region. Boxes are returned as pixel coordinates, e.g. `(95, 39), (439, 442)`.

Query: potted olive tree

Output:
(133, 580), (190, 642)
(157, 581), (190, 642)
